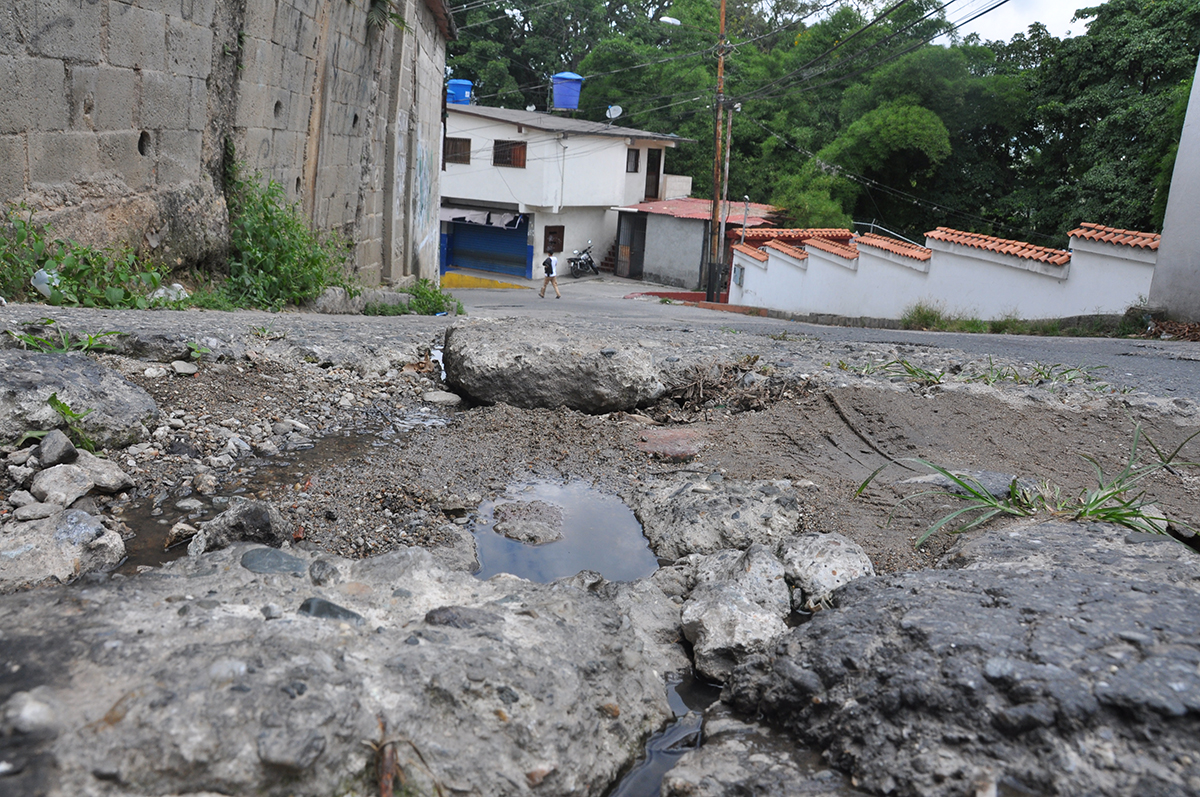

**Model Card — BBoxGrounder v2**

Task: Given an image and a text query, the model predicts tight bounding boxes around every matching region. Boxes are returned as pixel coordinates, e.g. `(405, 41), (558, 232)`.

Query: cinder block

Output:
(233, 81), (271, 129)
(69, 66), (138, 131)
(282, 49), (308, 96)
(272, 2), (301, 47)
(296, 10), (318, 59)
(271, 129), (302, 167)
(140, 71), (192, 130)
(0, 135), (28, 199)
(166, 16), (213, 79)
(175, 0), (219, 27)
(29, 130), (99, 184)
(108, 3), (166, 71)
(0, 56), (68, 134)
(156, 130), (201, 185)
(240, 127), (273, 171)
(15, 0), (103, 62)
(239, 36), (285, 85)
(97, 130), (153, 190)
(188, 77), (208, 132)
(242, 0), (277, 40)
(268, 88), (290, 130)
(287, 90), (310, 132)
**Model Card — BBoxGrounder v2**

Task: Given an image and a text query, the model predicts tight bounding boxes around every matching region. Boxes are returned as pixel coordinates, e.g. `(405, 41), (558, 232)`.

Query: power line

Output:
(746, 115), (1059, 245)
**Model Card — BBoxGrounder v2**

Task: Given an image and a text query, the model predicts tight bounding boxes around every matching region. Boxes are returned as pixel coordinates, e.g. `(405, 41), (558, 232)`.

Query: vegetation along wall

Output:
(0, 0), (452, 286)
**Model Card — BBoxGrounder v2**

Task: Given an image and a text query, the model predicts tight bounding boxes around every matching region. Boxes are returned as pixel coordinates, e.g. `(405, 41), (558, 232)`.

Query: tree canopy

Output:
(447, 0), (1200, 241)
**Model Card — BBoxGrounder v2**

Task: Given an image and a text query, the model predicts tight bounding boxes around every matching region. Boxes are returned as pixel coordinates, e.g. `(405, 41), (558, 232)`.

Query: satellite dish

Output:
(606, 105), (623, 120)
(526, 105), (536, 112)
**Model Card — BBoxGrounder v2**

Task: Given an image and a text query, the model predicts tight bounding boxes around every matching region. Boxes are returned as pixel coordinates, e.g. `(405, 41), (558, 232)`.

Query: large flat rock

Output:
(0, 351), (158, 449)
(0, 546), (683, 797)
(443, 318), (666, 413)
(725, 521), (1200, 797)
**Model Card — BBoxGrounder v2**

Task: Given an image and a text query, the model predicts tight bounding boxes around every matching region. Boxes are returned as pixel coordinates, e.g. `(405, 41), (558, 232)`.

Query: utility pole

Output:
(705, 0), (727, 303)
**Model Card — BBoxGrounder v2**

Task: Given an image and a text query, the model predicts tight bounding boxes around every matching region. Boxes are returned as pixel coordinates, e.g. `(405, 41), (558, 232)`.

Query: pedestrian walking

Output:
(539, 251), (562, 299)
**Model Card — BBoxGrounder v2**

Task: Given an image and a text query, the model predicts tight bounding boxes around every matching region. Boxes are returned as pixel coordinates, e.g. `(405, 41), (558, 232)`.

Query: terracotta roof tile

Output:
(855, 233), (932, 261)
(804, 236), (858, 260)
(619, 198), (778, 227)
(925, 227), (1071, 266)
(736, 227), (854, 244)
(731, 242), (768, 262)
(761, 240), (808, 260)
(1068, 222), (1160, 251)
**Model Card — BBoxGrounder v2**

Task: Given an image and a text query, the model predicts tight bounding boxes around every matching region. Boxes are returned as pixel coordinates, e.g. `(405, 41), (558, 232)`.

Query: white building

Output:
(440, 104), (690, 279)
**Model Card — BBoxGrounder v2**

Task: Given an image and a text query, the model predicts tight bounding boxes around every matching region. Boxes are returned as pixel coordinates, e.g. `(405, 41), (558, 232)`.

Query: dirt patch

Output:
(97, 353), (1200, 576)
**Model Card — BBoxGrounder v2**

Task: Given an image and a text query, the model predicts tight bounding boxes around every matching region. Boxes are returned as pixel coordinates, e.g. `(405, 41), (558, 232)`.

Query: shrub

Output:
(901, 301), (945, 330)
(224, 165), (352, 310)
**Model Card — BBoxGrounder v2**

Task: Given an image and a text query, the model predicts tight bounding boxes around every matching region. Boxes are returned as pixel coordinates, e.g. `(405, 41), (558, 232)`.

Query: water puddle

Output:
(113, 409), (450, 575)
(471, 480), (658, 583)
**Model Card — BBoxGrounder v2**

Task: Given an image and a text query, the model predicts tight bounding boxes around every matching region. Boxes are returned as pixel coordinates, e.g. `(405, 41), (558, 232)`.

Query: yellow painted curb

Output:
(440, 272), (530, 290)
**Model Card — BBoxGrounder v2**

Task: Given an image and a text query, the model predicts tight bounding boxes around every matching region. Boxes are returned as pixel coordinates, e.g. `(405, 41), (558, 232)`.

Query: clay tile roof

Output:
(736, 227), (854, 244)
(732, 242), (768, 262)
(855, 233), (932, 261)
(619, 197), (778, 227)
(925, 227), (1071, 266)
(804, 236), (858, 260)
(762, 240), (808, 260)
(1068, 222), (1160, 251)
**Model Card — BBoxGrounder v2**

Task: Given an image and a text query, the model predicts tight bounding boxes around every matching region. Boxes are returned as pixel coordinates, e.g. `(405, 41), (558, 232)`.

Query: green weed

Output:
(900, 301), (945, 330)
(6, 320), (118, 353)
(859, 425), (1198, 547)
(223, 163), (354, 310)
(0, 204), (162, 308)
(186, 341), (211, 362)
(47, 392), (96, 452)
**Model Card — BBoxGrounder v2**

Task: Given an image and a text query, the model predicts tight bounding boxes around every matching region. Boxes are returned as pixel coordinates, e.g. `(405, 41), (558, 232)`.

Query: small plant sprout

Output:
(858, 425), (1198, 548)
(250, 320), (287, 340)
(6, 320), (118, 353)
(186, 341), (211, 362)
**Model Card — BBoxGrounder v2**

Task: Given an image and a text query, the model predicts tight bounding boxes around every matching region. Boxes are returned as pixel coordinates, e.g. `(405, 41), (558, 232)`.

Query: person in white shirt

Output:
(539, 251), (562, 299)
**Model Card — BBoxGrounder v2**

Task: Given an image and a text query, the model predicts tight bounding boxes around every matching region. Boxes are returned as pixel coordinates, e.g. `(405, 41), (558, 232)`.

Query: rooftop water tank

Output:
(551, 72), (583, 111)
(447, 79), (473, 105)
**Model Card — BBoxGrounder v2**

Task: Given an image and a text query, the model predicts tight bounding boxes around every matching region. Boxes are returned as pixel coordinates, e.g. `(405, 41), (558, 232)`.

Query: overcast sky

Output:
(948, 0), (1096, 42)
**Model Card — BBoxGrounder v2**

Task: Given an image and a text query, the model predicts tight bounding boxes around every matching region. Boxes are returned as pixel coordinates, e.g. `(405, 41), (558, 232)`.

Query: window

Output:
(493, 140), (527, 168)
(626, 148), (640, 173)
(444, 137), (471, 165)
(544, 225), (564, 254)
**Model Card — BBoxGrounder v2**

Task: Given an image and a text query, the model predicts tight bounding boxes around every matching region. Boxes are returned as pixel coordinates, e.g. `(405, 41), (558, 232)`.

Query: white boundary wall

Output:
(729, 235), (1155, 320)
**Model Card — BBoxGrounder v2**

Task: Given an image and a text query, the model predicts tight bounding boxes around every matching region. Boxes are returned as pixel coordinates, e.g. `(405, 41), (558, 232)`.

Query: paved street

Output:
(456, 273), (1200, 402)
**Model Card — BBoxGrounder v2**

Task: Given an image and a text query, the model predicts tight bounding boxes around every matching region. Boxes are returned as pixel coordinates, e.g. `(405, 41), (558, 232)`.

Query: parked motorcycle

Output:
(568, 242), (599, 278)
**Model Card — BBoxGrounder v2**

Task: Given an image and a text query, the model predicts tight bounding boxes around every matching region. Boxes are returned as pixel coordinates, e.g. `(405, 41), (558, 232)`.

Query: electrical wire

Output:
(746, 115), (1060, 245)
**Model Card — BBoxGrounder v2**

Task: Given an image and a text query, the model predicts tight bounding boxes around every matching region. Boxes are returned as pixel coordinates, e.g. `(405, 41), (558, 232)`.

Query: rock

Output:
(443, 318), (666, 413)
(307, 558), (342, 585)
(680, 546), (791, 683)
(779, 532), (875, 611)
(30, 464), (94, 508)
(73, 450), (135, 493)
(0, 509), (125, 592)
(0, 545), (679, 795)
(631, 477), (802, 560)
(297, 597), (364, 625)
(193, 472), (219, 494)
(0, 351), (158, 449)
(165, 522), (198, 549)
(682, 586), (788, 683)
(14, 502), (61, 521)
(2, 687), (62, 737)
(725, 521), (1200, 797)
(422, 390), (462, 407)
(171, 360), (199, 375)
(6, 489), (37, 508)
(7, 464), (34, 487)
(35, 430), (77, 466)
(148, 283), (189, 303)
(492, 500), (564, 545)
(635, 427), (704, 462)
(662, 704), (860, 797)
(187, 500), (292, 556)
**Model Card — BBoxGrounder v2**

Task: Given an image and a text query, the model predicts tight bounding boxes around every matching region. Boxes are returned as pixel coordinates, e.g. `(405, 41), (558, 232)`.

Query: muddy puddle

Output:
(471, 480), (659, 583)
(113, 409), (451, 574)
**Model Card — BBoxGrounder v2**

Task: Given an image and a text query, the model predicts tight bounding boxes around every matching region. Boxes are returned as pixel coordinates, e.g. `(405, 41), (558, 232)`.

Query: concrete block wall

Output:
(0, 0), (449, 286)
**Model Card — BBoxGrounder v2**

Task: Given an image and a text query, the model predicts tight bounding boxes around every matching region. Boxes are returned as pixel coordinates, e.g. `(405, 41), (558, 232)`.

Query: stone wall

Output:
(0, 0), (450, 286)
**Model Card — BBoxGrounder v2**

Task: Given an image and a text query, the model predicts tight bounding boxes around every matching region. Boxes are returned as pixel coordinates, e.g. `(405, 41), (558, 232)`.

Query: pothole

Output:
(471, 480), (658, 582)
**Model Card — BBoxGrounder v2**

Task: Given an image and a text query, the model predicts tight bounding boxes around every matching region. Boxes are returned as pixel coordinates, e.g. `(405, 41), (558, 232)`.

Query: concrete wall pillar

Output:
(1149, 55), (1200, 321)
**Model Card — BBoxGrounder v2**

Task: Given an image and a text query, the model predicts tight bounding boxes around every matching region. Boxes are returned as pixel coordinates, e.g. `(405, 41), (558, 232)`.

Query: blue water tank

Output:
(551, 72), (583, 110)
(447, 79), (473, 105)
